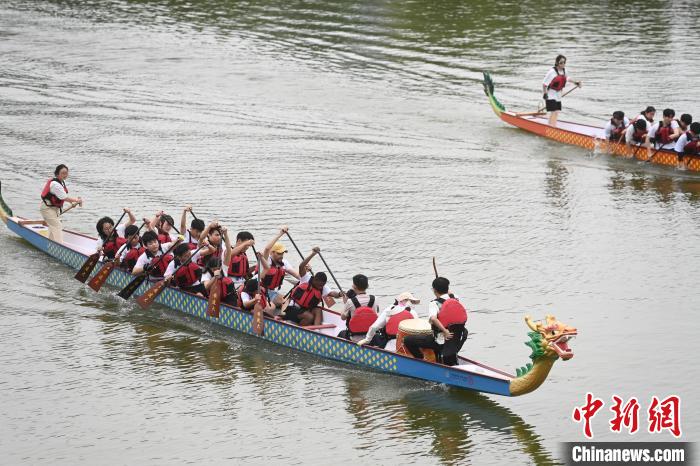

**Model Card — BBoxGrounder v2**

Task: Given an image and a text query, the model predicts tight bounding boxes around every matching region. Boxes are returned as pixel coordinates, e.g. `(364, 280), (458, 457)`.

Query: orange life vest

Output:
(385, 308), (414, 337)
(435, 294), (467, 328)
(290, 282), (322, 310)
(347, 295), (377, 334)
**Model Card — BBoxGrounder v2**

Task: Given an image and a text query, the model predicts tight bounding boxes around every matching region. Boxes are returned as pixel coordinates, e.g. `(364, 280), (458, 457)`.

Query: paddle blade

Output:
(252, 305), (264, 336)
(75, 253), (101, 283)
(87, 261), (115, 292)
(118, 274), (146, 300)
(206, 277), (221, 318)
(136, 280), (168, 310)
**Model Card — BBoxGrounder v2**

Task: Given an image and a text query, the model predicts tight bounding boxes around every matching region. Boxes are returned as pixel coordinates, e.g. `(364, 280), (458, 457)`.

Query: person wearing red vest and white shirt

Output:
(261, 226), (301, 306)
(542, 55), (581, 127)
(404, 277), (468, 366)
(357, 292), (420, 348)
(39, 164), (83, 243)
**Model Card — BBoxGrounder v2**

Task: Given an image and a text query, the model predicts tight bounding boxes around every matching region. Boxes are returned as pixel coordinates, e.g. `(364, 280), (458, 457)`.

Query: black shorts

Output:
(182, 283), (206, 295)
(545, 99), (562, 112)
(283, 305), (306, 324)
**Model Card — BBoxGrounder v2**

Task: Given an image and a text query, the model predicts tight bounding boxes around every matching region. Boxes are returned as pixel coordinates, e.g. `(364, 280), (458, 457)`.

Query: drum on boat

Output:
(395, 318), (436, 362)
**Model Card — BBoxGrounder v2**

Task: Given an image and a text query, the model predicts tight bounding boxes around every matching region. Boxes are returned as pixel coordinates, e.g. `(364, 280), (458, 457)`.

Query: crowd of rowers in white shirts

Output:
(92, 208), (470, 365)
(602, 107), (700, 162)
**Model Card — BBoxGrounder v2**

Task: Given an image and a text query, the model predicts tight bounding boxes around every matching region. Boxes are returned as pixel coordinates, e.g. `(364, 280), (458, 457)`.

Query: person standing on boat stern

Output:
(404, 277), (468, 366)
(357, 292), (420, 348)
(39, 164), (83, 243)
(338, 274), (380, 340)
(542, 55), (581, 127)
(603, 111), (629, 141)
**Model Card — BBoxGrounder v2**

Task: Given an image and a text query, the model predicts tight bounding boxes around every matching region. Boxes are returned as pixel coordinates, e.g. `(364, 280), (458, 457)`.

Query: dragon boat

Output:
(0, 181), (576, 397)
(482, 72), (700, 172)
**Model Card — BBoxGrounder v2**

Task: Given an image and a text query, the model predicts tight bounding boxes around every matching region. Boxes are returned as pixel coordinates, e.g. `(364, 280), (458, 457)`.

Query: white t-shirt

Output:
(543, 67), (568, 100)
(289, 272), (330, 307)
(603, 117), (629, 140)
(675, 132), (695, 153)
(648, 120), (680, 149)
(364, 304), (419, 341)
(342, 292), (380, 319)
(133, 242), (175, 272)
(95, 224), (126, 250)
(625, 117), (653, 144)
(49, 180), (68, 199)
(428, 293), (461, 318)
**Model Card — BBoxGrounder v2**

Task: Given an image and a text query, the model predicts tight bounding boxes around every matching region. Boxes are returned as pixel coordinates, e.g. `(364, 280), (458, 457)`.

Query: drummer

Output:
(357, 291), (420, 348)
(403, 277), (468, 366)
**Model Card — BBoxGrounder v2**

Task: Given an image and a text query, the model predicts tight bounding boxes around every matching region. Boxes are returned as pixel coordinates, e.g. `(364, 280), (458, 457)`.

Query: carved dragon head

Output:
(524, 314), (577, 361)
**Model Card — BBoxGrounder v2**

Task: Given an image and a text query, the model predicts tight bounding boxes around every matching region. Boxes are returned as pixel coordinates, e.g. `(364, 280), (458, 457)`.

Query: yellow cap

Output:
(271, 242), (288, 254)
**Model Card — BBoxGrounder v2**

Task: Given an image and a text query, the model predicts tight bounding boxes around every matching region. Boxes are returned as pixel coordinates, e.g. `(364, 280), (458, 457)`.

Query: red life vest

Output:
(122, 246), (145, 271)
(197, 245), (222, 267)
(632, 127), (647, 143)
(103, 236), (127, 260)
(228, 253), (249, 278)
(262, 260), (286, 290)
(186, 232), (198, 250)
(219, 277), (236, 301)
(656, 123), (674, 145)
(157, 233), (172, 244)
(174, 261), (202, 288)
(236, 284), (268, 309)
(684, 134), (700, 155)
(547, 68), (567, 91)
(436, 295), (468, 327)
(290, 282), (322, 310)
(347, 295), (377, 334)
(385, 308), (414, 336)
(609, 120), (625, 140)
(147, 251), (172, 278)
(40, 178), (67, 209)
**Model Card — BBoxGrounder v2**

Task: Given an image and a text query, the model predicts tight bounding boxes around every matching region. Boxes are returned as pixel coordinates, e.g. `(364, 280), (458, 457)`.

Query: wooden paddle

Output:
(59, 202), (79, 216)
(75, 210), (127, 283)
(137, 244), (206, 310)
(88, 222), (147, 292)
(117, 239), (182, 300)
(432, 256), (439, 278)
(248, 246), (266, 335)
(316, 250), (344, 295)
(206, 274), (222, 318)
(536, 85), (579, 113)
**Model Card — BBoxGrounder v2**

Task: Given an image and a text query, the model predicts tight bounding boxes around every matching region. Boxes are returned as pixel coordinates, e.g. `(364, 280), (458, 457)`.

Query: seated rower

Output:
(202, 256), (238, 306)
(283, 247), (343, 326)
(403, 277), (468, 366)
(228, 231), (255, 287)
(120, 224), (145, 273)
(237, 278), (276, 317)
(164, 243), (206, 296)
(148, 211), (178, 243)
(677, 114), (693, 133)
(674, 122), (700, 165)
(261, 226), (301, 307)
(357, 292), (420, 348)
(337, 274), (380, 340)
(649, 108), (681, 150)
(603, 111), (629, 142)
(132, 230), (177, 279)
(180, 205), (205, 250)
(95, 208), (136, 259)
(197, 221), (227, 267)
(625, 119), (650, 150)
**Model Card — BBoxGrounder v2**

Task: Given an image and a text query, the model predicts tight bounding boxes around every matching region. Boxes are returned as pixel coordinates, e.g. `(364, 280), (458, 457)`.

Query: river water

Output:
(1, 1), (699, 464)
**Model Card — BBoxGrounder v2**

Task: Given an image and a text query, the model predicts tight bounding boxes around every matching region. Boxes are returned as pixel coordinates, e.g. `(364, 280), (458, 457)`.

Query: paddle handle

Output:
(285, 231), (305, 260)
(432, 257), (439, 278)
(316, 250), (343, 294)
(59, 203), (79, 216)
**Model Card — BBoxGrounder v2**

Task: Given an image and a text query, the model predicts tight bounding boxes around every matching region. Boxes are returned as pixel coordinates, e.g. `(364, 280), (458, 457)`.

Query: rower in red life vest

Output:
(357, 292), (420, 348)
(164, 243), (206, 296)
(337, 274), (380, 340)
(228, 231), (255, 287)
(649, 108), (681, 150)
(119, 224), (145, 272)
(39, 164), (83, 243)
(237, 278), (276, 318)
(131, 230), (178, 279)
(94, 208), (136, 259)
(542, 55), (581, 127)
(677, 114), (693, 133)
(674, 122), (700, 166)
(625, 106), (656, 151)
(603, 111), (629, 142)
(283, 247), (343, 326)
(260, 226), (302, 307)
(147, 211), (178, 244)
(202, 256), (239, 307)
(196, 221), (227, 267)
(403, 277), (468, 366)
(180, 205), (205, 250)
